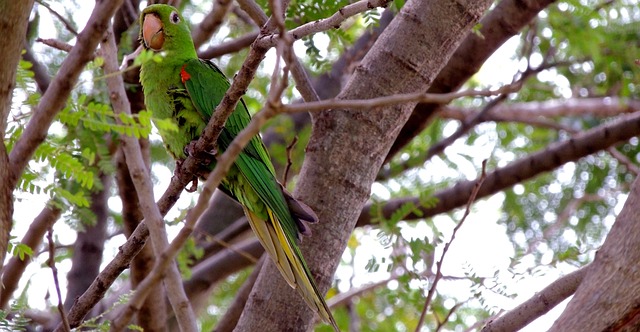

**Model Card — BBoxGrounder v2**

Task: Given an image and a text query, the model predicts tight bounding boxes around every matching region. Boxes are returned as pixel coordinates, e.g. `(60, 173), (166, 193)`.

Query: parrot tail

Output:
(243, 208), (339, 331)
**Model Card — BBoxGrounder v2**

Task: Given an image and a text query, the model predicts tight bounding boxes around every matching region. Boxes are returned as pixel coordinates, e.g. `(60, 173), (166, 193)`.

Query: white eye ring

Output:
(170, 11), (180, 24)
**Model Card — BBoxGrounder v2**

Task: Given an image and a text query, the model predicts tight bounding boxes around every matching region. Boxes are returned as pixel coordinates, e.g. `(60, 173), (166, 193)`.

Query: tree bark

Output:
(550, 177), (640, 331)
(0, 0), (34, 300)
(235, 0), (492, 331)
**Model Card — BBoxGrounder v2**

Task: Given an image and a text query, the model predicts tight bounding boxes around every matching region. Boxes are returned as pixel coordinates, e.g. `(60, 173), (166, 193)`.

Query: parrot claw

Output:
(184, 140), (218, 166)
(186, 178), (198, 192)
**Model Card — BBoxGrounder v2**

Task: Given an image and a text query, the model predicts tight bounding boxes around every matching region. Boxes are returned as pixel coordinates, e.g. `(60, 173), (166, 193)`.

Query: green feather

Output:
(138, 4), (338, 331)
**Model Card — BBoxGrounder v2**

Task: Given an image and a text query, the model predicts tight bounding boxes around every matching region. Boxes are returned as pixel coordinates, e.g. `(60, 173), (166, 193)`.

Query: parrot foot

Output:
(186, 178), (198, 192)
(184, 140), (218, 166)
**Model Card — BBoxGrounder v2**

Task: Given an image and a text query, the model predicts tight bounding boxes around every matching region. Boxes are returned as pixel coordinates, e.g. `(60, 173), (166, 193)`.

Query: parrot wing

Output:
(180, 58), (338, 330)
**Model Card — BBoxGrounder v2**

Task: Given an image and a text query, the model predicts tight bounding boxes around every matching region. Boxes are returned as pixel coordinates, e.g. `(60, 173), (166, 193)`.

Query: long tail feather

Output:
(244, 208), (339, 331)
(243, 208), (296, 287)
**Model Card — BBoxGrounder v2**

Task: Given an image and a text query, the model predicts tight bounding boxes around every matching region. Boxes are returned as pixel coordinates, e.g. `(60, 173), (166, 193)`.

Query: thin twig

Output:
(282, 135), (298, 186)
(415, 160), (488, 332)
(255, 0), (392, 48)
(198, 31), (259, 59)
(192, 0), (234, 48)
(36, 38), (73, 53)
(282, 83), (520, 114)
(434, 302), (464, 332)
(47, 227), (70, 332)
(35, 0), (79, 36)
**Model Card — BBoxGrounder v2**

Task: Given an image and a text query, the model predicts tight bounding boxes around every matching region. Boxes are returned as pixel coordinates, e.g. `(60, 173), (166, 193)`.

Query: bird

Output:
(138, 4), (339, 331)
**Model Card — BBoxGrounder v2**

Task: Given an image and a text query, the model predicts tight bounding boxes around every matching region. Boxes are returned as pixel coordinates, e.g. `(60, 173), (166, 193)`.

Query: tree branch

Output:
(416, 160), (487, 331)
(359, 110), (640, 226)
(481, 266), (588, 331)
(100, 26), (197, 332)
(255, 0), (392, 49)
(192, 0), (234, 48)
(0, 0), (35, 300)
(0, 204), (61, 309)
(8, 0), (123, 186)
(198, 31), (259, 59)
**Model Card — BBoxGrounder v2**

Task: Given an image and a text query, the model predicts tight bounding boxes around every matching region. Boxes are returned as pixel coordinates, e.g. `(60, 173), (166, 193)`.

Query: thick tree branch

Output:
(482, 266), (588, 332)
(192, 0), (234, 48)
(358, 110), (640, 226)
(0, 204), (61, 309)
(0, 0), (35, 300)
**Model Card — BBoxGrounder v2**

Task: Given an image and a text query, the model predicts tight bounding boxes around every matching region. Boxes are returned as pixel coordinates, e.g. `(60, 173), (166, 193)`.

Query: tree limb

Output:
(0, 0), (35, 300)
(358, 110), (640, 226)
(482, 265), (588, 332)
(0, 204), (61, 309)
(8, 0), (124, 184)
(192, 0), (234, 48)
(100, 26), (197, 332)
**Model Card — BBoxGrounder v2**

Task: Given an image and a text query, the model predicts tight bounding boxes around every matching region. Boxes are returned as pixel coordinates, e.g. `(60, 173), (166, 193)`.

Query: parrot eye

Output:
(170, 11), (180, 24)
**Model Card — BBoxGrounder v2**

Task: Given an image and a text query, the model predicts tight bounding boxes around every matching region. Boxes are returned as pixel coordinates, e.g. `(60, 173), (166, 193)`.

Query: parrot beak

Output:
(143, 13), (164, 51)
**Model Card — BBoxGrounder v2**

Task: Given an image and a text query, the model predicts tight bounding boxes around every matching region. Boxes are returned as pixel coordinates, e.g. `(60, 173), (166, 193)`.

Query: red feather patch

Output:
(180, 64), (191, 84)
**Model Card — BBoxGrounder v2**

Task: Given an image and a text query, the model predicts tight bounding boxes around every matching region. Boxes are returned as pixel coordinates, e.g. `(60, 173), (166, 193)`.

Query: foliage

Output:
(0, 302), (30, 332)
(4, 0), (640, 331)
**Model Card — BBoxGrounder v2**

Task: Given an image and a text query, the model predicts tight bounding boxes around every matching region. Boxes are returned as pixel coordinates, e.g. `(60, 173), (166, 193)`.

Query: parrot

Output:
(138, 4), (339, 331)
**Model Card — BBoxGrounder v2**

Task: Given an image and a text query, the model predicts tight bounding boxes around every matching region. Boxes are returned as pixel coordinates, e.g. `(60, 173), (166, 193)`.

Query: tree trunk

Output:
(550, 174), (640, 331)
(0, 0), (34, 300)
(234, 0), (492, 330)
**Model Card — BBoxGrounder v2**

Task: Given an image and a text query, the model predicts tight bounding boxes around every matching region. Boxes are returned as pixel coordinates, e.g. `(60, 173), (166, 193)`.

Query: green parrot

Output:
(138, 4), (338, 331)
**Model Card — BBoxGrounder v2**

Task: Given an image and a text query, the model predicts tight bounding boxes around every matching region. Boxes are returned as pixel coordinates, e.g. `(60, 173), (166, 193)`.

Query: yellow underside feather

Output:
(243, 207), (337, 329)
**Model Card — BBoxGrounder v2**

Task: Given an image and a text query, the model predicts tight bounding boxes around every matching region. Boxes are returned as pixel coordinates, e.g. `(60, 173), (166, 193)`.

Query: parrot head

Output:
(140, 4), (195, 57)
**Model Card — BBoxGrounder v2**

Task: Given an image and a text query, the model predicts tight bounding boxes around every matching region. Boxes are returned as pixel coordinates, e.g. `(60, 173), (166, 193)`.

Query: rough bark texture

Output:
(0, 0), (34, 300)
(235, 0), (492, 331)
(549, 176), (640, 331)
